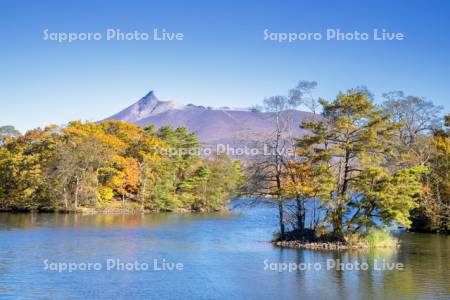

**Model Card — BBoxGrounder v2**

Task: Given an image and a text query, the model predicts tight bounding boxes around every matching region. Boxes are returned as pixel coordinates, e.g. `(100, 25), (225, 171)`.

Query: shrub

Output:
(363, 228), (398, 248)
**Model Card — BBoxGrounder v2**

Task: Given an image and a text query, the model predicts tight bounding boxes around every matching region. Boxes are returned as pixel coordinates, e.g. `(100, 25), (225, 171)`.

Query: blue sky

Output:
(1, 0), (449, 132)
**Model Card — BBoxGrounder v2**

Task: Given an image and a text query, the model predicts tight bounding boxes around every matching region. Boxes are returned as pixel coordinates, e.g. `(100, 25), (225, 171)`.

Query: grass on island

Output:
(274, 227), (399, 249)
(362, 228), (399, 248)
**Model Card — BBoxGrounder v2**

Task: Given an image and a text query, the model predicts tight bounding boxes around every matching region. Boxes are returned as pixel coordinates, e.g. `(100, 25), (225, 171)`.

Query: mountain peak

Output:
(137, 90), (158, 108)
(143, 90), (158, 101)
(107, 90), (184, 123)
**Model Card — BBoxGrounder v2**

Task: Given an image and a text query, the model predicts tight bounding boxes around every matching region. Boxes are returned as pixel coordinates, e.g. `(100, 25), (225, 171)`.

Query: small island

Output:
(243, 85), (449, 249)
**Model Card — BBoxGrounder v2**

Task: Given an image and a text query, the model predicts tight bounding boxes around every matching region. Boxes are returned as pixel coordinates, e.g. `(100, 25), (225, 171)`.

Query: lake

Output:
(0, 201), (448, 299)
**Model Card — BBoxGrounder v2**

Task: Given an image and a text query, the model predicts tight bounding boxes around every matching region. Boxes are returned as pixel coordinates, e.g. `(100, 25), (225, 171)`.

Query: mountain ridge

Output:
(106, 90), (315, 143)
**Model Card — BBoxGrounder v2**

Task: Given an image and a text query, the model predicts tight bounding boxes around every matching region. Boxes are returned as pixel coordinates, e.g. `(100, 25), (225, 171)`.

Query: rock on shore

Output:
(273, 240), (367, 250)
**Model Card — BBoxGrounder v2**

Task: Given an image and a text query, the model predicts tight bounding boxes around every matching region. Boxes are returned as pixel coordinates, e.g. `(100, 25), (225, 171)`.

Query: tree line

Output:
(0, 121), (244, 212)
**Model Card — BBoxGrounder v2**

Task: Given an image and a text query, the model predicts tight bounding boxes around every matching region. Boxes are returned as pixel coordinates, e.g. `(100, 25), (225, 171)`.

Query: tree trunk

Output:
(278, 200), (285, 239)
(311, 198), (317, 229)
(333, 149), (351, 239)
(140, 183), (145, 211)
(296, 197), (305, 231)
(74, 178), (79, 209)
(275, 111), (286, 238)
(63, 186), (68, 211)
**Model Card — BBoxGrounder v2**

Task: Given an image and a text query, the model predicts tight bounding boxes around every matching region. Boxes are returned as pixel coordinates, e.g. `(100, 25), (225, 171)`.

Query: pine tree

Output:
(297, 90), (422, 237)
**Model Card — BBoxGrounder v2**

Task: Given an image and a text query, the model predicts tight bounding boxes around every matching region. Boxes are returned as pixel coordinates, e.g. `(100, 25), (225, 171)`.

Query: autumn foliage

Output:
(0, 121), (243, 212)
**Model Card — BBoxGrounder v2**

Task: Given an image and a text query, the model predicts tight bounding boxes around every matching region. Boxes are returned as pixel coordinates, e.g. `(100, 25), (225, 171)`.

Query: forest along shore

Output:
(0, 122), (244, 214)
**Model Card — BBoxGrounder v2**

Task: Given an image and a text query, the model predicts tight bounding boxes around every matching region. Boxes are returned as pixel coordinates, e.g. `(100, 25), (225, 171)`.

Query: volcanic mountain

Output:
(106, 91), (315, 144)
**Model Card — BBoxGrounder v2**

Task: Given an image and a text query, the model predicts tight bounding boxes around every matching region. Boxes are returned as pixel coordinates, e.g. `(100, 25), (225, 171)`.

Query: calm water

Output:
(0, 201), (448, 300)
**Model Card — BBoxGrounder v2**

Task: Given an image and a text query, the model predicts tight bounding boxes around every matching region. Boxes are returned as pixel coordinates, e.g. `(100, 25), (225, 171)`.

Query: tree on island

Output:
(248, 86), (432, 244)
(296, 90), (425, 238)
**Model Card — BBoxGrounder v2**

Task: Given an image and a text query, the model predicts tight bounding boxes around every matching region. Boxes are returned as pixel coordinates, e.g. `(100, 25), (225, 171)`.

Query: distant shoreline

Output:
(0, 206), (228, 215)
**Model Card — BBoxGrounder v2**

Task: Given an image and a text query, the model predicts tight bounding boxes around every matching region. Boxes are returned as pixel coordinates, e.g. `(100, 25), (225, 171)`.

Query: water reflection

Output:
(0, 207), (448, 299)
(0, 211), (236, 230)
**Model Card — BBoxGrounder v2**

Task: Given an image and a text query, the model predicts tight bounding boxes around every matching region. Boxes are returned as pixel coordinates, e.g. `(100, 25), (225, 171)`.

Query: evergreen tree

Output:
(297, 90), (424, 237)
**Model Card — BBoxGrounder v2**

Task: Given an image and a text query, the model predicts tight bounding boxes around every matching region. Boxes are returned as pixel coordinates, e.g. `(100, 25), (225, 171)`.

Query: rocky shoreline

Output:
(273, 239), (402, 250)
(273, 240), (367, 250)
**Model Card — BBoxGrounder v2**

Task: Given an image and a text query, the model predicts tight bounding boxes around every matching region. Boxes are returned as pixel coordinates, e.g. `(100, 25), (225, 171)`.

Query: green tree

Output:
(0, 127), (58, 210)
(0, 126), (21, 140)
(382, 94), (448, 232)
(410, 115), (449, 232)
(297, 90), (420, 237)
